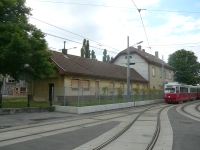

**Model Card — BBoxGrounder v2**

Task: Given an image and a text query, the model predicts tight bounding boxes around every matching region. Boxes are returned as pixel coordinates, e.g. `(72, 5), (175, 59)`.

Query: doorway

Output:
(49, 84), (54, 102)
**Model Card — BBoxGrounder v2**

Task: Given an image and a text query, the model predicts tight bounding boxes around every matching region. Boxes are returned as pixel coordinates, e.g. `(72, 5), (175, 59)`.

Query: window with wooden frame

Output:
(160, 69), (162, 78)
(169, 71), (172, 80)
(71, 79), (79, 91)
(152, 67), (156, 77)
(142, 84), (145, 89)
(136, 84), (139, 89)
(82, 80), (89, 91)
(109, 82), (114, 94)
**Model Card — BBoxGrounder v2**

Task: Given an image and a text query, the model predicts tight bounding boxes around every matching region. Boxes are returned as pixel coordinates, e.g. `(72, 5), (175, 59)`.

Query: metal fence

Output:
(52, 87), (164, 107)
(0, 87), (164, 108)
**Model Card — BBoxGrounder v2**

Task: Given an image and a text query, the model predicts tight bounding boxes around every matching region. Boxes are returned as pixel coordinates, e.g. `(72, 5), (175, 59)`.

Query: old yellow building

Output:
(28, 50), (148, 102)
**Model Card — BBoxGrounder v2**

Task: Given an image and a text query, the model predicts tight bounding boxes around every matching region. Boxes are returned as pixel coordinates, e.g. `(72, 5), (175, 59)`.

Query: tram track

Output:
(0, 104), (167, 145)
(180, 101), (200, 119)
(91, 105), (170, 150)
(0, 103), (164, 133)
(195, 103), (200, 112)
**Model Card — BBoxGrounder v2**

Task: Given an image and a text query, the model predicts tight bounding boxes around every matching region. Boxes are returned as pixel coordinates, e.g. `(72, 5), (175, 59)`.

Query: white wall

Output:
(113, 54), (148, 80)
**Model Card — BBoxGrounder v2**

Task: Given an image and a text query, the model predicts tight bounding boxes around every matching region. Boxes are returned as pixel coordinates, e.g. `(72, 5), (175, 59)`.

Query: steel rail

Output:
(195, 103), (200, 112)
(0, 104), (167, 143)
(0, 103), (164, 133)
(145, 106), (169, 150)
(181, 101), (200, 119)
(92, 105), (169, 150)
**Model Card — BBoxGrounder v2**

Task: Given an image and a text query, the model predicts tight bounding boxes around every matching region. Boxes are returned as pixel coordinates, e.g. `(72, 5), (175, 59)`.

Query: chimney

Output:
(62, 41), (67, 55)
(142, 49), (145, 52)
(155, 51), (158, 58)
(138, 45), (141, 50)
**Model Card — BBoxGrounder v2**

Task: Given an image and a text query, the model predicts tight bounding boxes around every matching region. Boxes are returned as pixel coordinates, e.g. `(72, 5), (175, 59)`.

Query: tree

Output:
(103, 49), (107, 62)
(106, 55), (110, 62)
(0, 0), (55, 81)
(168, 49), (200, 85)
(91, 50), (96, 60)
(85, 40), (90, 58)
(80, 39), (91, 58)
(111, 57), (114, 61)
(80, 39), (86, 57)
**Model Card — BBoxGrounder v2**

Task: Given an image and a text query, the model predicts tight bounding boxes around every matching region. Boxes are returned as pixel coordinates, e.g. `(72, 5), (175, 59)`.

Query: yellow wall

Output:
(149, 63), (174, 89)
(29, 70), (148, 101)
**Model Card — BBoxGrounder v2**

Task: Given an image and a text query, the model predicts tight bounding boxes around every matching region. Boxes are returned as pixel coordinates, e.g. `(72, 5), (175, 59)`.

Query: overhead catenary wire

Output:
(131, 0), (152, 54)
(44, 32), (118, 54)
(30, 17), (120, 52)
(30, 0), (200, 14)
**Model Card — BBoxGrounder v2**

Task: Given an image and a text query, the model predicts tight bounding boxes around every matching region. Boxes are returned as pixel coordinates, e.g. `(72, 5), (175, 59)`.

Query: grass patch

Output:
(2, 98), (51, 108)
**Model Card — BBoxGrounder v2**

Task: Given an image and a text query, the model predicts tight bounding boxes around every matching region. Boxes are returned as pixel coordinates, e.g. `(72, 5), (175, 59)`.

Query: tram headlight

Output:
(168, 96), (170, 98)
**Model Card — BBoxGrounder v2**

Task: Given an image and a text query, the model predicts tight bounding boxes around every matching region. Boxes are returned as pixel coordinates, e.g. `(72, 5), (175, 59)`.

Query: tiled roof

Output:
(110, 47), (176, 71)
(50, 51), (148, 83)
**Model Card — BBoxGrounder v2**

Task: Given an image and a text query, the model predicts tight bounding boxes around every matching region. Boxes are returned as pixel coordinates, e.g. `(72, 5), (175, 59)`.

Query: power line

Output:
(30, 0), (200, 14)
(44, 32), (118, 54)
(147, 42), (200, 46)
(131, 0), (152, 54)
(30, 17), (120, 52)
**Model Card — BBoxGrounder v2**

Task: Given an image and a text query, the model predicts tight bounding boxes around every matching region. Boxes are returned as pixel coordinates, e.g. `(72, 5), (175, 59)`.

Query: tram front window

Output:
(165, 88), (175, 93)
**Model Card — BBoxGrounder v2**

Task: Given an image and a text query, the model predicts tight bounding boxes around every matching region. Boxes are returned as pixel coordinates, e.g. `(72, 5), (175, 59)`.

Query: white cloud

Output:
(25, 0), (200, 62)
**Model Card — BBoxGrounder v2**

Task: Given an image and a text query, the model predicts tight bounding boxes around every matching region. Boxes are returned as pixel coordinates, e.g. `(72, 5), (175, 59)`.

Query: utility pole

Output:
(162, 55), (165, 97)
(127, 36), (130, 102)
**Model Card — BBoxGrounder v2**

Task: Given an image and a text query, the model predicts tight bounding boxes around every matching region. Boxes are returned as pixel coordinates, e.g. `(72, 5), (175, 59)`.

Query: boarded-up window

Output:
(71, 79), (79, 91)
(82, 80), (89, 91)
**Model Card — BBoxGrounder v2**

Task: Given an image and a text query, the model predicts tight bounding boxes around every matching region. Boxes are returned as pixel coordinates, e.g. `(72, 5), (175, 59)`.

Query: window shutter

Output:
(72, 79), (79, 88)
(82, 80), (89, 89)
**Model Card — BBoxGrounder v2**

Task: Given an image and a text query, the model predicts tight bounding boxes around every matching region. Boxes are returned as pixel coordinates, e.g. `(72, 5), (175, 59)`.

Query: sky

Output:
(26, 0), (200, 62)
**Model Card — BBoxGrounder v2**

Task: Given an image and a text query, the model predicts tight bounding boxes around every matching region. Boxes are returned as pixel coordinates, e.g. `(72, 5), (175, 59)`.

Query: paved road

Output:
(1, 121), (120, 150)
(168, 106), (200, 150)
(1, 102), (200, 150)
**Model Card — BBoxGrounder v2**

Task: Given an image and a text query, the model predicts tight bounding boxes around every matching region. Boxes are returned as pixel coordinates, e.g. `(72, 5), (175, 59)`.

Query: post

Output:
(78, 87), (80, 107)
(82, 87), (83, 106)
(0, 94), (2, 109)
(127, 36), (130, 102)
(50, 86), (53, 106)
(64, 87), (66, 106)
(99, 87), (100, 105)
(162, 55), (165, 97)
(27, 95), (30, 107)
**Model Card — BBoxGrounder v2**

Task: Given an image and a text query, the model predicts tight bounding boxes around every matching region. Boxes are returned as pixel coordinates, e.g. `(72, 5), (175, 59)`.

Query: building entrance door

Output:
(49, 84), (54, 102)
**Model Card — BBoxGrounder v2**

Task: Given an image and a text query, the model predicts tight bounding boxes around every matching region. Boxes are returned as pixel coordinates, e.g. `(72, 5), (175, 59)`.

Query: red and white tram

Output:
(164, 82), (200, 103)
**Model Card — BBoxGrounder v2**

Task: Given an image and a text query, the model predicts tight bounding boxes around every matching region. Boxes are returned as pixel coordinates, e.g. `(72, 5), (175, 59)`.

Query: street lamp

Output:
(127, 37), (143, 102)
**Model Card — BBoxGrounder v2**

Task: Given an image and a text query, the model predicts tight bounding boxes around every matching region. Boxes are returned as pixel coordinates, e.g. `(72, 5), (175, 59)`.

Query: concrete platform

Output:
(55, 99), (164, 114)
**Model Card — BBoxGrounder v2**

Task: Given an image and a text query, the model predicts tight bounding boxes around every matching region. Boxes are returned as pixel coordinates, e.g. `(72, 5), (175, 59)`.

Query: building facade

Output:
(110, 46), (176, 89)
(0, 75), (28, 95)
(28, 50), (148, 101)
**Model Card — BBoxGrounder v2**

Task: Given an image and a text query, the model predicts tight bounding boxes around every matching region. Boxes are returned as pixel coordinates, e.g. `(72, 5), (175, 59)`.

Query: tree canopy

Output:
(80, 39), (96, 60)
(168, 49), (200, 85)
(0, 0), (55, 81)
